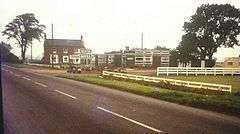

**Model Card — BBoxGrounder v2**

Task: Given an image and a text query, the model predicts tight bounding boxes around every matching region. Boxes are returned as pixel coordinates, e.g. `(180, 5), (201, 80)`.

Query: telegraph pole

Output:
(141, 32), (144, 67)
(31, 43), (32, 62)
(51, 24), (54, 68)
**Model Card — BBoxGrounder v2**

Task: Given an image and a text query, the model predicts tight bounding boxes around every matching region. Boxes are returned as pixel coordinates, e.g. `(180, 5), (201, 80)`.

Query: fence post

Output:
(167, 67), (169, 76)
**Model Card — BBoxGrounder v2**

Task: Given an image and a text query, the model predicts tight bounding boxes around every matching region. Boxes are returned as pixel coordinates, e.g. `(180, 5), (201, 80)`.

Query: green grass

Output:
(161, 75), (240, 92)
(57, 75), (240, 117)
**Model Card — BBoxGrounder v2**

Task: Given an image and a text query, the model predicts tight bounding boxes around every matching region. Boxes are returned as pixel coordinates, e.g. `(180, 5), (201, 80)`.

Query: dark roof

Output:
(44, 39), (85, 48)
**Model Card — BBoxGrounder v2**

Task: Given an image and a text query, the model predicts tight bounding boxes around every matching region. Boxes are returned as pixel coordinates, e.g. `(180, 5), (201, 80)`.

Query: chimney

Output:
(51, 24), (54, 39)
(81, 35), (83, 41)
(125, 46), (129, 51)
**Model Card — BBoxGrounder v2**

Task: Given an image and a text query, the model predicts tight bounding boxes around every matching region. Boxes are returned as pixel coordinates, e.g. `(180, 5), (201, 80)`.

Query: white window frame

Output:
(50, 54), (58, 64)
(73, 58), (80, 64)
(63, 48), (68, 54)
(52, 48), (57, 54)
(63, 56), (69, 63)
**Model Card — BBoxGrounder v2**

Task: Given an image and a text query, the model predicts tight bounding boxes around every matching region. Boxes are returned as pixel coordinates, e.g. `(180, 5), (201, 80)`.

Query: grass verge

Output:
(162, 75), (240, 92)
(57, 75), (240, 117)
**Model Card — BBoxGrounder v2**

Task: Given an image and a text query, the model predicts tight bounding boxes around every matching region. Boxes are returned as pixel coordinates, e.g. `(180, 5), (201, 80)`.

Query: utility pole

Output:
(51, 24), (54, 68)
(141, 32), (144, 67)
(31, 43), (32, 62)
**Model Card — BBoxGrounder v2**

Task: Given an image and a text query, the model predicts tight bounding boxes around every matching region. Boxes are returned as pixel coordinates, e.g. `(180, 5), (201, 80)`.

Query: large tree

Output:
(181, 4), (240, 67)
(2, 13), (45, 63)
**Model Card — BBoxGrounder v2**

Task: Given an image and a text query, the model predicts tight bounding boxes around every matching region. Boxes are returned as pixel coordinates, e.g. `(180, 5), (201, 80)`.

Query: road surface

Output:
(2, 65), (240, 134)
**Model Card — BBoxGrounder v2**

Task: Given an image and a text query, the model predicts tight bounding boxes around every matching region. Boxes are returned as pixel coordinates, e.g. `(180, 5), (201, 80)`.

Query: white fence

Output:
(102, 71), (232, 92)
(157, 67), (240, 76)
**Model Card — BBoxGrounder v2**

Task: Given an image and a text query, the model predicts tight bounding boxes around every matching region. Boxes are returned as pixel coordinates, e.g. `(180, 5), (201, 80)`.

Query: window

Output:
(63, 56), (69, 63)
(63, 48), (68, 53)
(136, 57), (143, 61)
(145, 58), (151, 61)
(73, 58), (80, 64)
(127, 57), (133, 60)
(50, 54), (58, 64)
(52, 48), (57, 53)
(227, 62), (233, 66)
(161, 57), (169, 62)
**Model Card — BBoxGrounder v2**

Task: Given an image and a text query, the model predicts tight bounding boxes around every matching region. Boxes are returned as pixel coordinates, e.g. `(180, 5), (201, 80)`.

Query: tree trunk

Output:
(206, 54), (215, 67)
(21, 45), (26, 63)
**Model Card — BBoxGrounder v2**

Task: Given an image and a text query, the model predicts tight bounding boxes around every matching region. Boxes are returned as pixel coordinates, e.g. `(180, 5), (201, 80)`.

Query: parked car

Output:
(67, 66), (81, 73)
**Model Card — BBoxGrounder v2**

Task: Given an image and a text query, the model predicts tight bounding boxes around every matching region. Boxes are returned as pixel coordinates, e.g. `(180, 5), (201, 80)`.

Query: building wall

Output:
(98, 48), (170, 68)
(113, 54), (122, 67)
(44, 46), (79, 64)
(152, 55), (161, 67)
(125, 55), (135, 67)
(222, 57), (240, 68)
(95, 54), (107, 67)
(44, 46), (92, 66)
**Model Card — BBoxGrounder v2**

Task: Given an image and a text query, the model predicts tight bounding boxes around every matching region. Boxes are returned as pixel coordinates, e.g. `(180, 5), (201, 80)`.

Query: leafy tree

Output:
(177, 37), (200, 67)
(0, 42), (20, 63)
(181, 4), (240, 67)
(2, 13), (45, 63)
(154, 45), (168, 50)
(0, 41), (12, 51)
(169, 49), (179, 67)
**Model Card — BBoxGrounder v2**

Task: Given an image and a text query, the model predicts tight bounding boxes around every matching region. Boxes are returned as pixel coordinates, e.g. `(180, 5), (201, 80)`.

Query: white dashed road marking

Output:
(97, 106), (163, 133)
(54, 90), (77, 99)
(34, 82), (47, 87)
(22, 77), (31, 81)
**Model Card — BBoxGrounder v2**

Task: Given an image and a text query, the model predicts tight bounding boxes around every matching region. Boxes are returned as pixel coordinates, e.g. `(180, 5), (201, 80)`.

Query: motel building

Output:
(43, 36), (93, 67)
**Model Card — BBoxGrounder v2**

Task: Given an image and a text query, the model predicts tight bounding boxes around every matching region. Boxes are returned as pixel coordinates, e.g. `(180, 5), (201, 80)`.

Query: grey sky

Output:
(0, 0), (239, 61)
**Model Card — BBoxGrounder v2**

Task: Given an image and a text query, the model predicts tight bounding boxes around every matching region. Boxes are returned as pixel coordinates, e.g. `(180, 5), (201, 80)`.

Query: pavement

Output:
(2, 64), (240, 134)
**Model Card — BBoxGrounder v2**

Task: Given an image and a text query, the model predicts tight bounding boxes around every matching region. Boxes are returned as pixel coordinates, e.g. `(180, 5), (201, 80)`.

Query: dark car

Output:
(67, 66), (81, 73)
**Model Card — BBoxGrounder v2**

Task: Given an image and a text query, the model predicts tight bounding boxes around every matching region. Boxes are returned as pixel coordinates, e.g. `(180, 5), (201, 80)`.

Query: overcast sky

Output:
(0, 0), (239, 61)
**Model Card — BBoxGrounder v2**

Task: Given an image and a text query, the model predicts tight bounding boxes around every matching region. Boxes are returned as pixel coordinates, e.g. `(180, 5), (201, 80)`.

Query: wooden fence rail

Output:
(157, 67), (240, 76)
(102, 71), (232, 92)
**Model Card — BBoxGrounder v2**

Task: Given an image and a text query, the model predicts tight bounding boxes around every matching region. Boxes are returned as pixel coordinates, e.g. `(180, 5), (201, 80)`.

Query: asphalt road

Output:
(2, 65), (240, 134)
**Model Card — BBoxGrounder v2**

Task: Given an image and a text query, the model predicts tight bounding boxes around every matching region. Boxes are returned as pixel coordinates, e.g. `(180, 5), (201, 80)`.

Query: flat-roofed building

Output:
(222, 57), (240, 68)
(100, 47), (170, 68)
(95, 54), (107, 67)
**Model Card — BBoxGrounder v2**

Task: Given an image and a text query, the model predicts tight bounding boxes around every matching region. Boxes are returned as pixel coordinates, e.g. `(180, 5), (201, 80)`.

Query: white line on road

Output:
(97, 106), (163, 133)
(22, 77), (31, 81)
(34, 82), (47, 87)
(3, 65), (17, 69)
(15, 74), (21, 77)
(54, 90), (77, 99)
